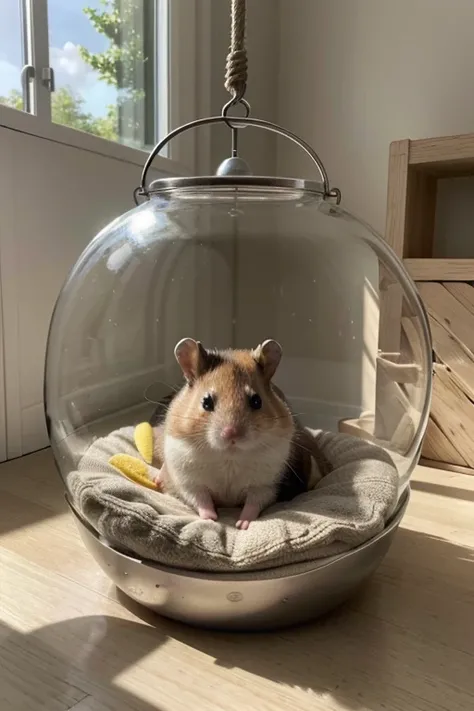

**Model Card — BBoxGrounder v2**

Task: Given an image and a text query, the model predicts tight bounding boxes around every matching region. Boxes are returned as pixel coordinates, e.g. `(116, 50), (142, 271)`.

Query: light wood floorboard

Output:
(0, 450), (473, 710)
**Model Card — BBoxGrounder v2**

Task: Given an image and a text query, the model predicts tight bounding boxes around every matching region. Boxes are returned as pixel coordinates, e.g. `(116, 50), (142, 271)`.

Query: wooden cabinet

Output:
(383, 132), (474, 474)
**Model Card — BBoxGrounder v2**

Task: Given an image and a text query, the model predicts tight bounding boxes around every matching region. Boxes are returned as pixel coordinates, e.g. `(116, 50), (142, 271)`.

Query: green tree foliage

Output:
(79, 0), (145, 99)
(0, 87), (118, 141)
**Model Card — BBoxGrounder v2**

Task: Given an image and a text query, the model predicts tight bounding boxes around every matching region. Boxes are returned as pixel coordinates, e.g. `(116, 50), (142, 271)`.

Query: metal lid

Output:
(147, 175), (326, 198)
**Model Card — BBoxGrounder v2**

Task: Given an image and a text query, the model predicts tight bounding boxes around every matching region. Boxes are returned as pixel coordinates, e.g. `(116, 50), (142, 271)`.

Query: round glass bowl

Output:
(45, 178), (431, 496)
(44, 177), (431, 628)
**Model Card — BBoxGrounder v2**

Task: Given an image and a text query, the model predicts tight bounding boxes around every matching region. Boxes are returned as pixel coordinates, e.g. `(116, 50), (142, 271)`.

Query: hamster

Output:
(150, 338), (328, 529)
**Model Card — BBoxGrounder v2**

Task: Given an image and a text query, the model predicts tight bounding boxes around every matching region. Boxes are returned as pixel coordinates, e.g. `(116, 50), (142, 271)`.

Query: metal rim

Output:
(145, 175), (326, 198)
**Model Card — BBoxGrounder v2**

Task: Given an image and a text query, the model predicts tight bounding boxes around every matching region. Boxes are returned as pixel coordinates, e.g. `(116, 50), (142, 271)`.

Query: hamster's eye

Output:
(202, 393), (215, 412)
(248, 393), (262, 410)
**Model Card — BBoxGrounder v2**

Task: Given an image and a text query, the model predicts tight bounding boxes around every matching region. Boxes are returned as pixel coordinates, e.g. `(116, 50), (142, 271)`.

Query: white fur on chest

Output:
(163, 435), (290, 507)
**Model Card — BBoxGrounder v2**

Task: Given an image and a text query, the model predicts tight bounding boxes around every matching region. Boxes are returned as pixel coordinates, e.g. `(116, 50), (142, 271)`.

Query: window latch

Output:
(42, 67), (55, 93)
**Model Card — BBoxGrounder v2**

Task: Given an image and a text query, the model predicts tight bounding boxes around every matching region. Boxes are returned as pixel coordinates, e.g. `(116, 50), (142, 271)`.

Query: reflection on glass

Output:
(48, 0), (159, 149)
(0, 1), (26, 112)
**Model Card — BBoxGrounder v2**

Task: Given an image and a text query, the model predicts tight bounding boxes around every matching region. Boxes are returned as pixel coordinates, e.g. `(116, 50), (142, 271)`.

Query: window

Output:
(48, 0), (163, 150)
(0, 0), (199, 165)
(0, 1), (28, 112)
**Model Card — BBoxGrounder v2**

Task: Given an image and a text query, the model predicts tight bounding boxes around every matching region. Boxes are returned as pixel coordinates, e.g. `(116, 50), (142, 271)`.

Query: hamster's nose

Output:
(221, 424), (244, 442)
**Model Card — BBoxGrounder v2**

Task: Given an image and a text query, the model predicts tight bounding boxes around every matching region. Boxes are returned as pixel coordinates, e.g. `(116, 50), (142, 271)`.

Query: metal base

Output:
(71, 490), (409, 631)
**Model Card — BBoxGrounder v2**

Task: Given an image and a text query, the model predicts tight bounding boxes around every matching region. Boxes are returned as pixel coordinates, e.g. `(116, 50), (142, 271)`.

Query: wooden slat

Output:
(339, 409), (415, 453)
(409, 133), (474, 169)
(378, 271), (403, 352)
(430, 364), (474, 466)
(443, 282), (474, 316)
(421, 417), (468, 468)
(374, 360), (417, 451)
(385, 139), (410, 257)
(377, 140), (409, 428)
(401, 317), (424, 365)
(338, 415), (375, 443)
(408, 259), (474, 280)
(428, 315), (474, 402)
(377, 140), (409, 355)
(377, 356), (421, 384)
(417, 282), (474, 354)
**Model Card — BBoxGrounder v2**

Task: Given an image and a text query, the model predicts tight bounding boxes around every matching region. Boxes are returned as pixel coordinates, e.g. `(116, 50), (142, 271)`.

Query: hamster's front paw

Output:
(198, 506), (218, 521)
(152, 463), (166, 489)
(194, 489), (218, 522)
(236, 502), (261, 530)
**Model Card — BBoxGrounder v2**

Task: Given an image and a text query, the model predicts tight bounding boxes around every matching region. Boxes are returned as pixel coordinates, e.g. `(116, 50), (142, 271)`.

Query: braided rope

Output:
(224, 0), (247, 101)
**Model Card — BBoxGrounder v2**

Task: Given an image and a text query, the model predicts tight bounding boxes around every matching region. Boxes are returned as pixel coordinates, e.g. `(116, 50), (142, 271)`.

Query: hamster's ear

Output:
(174, 338), (209, 384)
(253, 339), (282, 381)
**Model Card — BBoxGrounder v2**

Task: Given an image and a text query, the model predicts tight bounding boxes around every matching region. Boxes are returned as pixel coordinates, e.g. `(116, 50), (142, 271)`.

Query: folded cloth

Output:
(68, 426), (400, 574)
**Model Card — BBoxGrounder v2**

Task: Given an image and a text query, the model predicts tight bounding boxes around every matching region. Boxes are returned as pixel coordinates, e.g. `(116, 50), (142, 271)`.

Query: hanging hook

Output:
(222, 97), (251, 130)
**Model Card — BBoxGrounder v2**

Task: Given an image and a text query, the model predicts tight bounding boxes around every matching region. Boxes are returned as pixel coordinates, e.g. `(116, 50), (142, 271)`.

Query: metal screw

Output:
(227, 591), (243, 602)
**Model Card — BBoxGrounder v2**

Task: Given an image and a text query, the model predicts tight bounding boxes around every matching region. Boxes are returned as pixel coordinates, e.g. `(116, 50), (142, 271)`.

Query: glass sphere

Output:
(45, 178), (431, 509)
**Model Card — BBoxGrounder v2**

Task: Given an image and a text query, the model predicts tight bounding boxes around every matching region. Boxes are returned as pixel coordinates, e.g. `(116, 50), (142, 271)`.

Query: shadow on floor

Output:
(121, 525), (474, 709)
(0, 616), (166, 711)
(411, 477), (474, 502)
(1, 526), (473, 710)
(0, 448), (66, 537)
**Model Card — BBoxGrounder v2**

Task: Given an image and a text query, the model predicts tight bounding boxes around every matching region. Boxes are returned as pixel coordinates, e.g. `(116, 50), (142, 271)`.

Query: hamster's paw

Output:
(236, 503), (261, 530)
(199, 509), (218, 521)
(193, 490), (218, 521)
(197, 506), (218, 521)
(152, 462), (166, 488)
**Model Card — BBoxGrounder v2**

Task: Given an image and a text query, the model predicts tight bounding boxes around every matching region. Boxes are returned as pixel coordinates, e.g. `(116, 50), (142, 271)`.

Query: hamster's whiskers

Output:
(262, 412), (306, 421)
(289, 439), (317, 457)
(168, 413), (202, 422)
(143, 380), (180, 405)
(259, 438), (304, 485)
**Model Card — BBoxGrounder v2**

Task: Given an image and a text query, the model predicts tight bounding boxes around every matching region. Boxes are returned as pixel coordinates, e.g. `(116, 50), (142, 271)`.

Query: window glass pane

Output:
(0, 1), (27, 112)
(48, 0), (159, 150)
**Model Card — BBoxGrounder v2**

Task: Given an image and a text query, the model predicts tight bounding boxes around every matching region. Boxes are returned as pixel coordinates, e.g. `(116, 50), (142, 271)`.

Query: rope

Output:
(224, 0), (247, 101)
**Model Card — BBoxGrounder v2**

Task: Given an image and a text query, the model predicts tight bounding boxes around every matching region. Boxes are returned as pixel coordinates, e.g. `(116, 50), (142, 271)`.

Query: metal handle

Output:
(137, 115), (341, 203)
(20, 64), (35, 113)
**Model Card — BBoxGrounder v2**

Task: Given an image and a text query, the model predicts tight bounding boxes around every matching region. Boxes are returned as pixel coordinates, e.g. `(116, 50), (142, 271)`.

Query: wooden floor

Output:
(0, 450), (473, 711)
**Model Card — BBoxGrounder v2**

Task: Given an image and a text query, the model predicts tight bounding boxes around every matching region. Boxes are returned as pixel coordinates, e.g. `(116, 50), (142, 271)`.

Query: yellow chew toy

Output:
(108, 422), (159, 490)
(109, 453), (158, 490)
(134, 422), (154, 464)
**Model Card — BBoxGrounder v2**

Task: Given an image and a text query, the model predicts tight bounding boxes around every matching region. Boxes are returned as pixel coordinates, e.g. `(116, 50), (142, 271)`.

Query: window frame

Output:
(0, 0), (206, 175)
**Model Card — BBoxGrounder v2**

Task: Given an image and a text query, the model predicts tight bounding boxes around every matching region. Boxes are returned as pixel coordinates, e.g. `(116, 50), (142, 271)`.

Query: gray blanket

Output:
(68, 426), (400, 574)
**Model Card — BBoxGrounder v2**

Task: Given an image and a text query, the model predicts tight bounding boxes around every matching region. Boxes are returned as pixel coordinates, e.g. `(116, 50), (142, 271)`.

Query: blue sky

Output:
(0, 0), (117, 115)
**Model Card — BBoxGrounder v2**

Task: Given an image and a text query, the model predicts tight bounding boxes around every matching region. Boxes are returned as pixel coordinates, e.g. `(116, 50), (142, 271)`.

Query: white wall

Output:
(208, 0), (279, 175)
(277, 0), (474, 237)
(274, 0), (474, 421)
(0, 126), (165, 458)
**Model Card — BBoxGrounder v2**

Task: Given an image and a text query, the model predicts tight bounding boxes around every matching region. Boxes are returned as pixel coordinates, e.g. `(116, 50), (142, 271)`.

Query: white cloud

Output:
(50, 42), (117, 116)
(50, 41), (96, 90)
